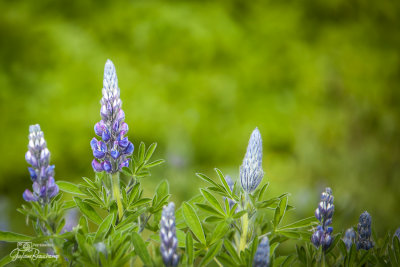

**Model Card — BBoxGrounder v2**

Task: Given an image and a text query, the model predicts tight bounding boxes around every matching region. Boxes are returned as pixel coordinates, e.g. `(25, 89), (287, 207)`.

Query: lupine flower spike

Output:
(160, 202), (179, 267)
(91, 60), (134, 220)
(23, 124), (59, 204)
(343, 228), (356, 250)
(253, 236), (270, 267)
(240, 127), (264, 193)
(311, 187), (334, 250)
(357, 211), (373, 250)
(91, 59), (134, 173)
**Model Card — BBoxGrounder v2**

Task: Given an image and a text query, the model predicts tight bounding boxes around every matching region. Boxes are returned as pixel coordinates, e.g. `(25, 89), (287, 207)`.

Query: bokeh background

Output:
(1, 0), (399, 248)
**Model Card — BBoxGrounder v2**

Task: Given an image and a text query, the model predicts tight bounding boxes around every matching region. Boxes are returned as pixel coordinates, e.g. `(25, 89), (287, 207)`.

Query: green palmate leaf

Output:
(138, 142), (146, 163)
(132, 232), (152, 266)
(200, 189), (225, 215)
(215, 168), (232, 196)
(196, 203), (225, 217)
(196, 173), (219, 188)
(256, 198), (279, 209)
(186, 232), (194, 266)
(256, 182), (269, 201)
(278, 216), (318, 230)
(0, 231), (33, 242)
(224, 240), (240, 263)
(74, 197), (102, 225)
(274, 196), (288, 227)
(144, 142), (157, 162)
(199, 239), (223, 266)
(94, 213), (114, 241)
(210, 222), (229, 243)
(182, 202), (206, 244)
(144, 159), (165, 168)
(156, 180), (169, 199)
(64, 200), (76, 209)
(57, 181), (84, 195)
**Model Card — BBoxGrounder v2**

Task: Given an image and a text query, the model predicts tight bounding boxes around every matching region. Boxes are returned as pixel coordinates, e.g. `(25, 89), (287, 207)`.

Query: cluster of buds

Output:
(311, 187), (334, 250)
(357, 211), (373, 250)
(240, 128), (264, 193)
(253, 236), (270, 267)
(91, 60), (134, 173)
(160, 202), (179, 267)
(23, 125), (59, 204)
(343, 228), (356, 250)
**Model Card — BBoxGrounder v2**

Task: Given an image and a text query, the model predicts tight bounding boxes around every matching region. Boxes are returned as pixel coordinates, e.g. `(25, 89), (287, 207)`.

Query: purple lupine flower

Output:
(253, 236), (270, 267)
(343, 228), (356, 250)
(311, 187), (334, 250)
(23, 124), (59, 204)
(61, 209), (79, 233)
(357, 211), (373, 250)
(394, 227), (400, 242)
(240, 128), (264, 193)
(160, 202), (179, 267)
(91, 60), (134, 173)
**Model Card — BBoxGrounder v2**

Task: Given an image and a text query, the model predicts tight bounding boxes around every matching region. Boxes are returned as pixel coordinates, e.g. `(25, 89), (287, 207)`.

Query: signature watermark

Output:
(10, 242), (59, 261)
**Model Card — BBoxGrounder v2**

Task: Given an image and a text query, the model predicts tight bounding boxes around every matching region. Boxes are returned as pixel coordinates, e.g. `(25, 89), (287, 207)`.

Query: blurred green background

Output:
(0, 0), (399, 242)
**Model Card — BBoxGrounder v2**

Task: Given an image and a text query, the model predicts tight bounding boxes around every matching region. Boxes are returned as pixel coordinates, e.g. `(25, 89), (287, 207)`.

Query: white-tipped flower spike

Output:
(23, 124), (59, 204)
(91, 60), (134, 173)
(253, 236), (270, 267)
(240, 127), (264, 193)
(160, 202), (179, 267)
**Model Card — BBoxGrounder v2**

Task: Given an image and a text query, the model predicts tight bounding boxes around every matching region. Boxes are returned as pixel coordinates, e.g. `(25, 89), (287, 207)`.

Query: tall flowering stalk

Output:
(357, 211), (373, 250)
(91, 60), (134, 220)
(311, 187), (334, 251)
(240, 128), (264, 194)
(23, 124), (59, 204)
(253, 236), (270, 267)
(160, 202), (179, 267)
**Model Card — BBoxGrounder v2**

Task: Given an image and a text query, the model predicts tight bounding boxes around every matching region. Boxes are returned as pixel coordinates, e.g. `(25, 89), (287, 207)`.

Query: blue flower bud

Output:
(160, 202), (179, 267)
(253, 236), (270, 267)
(357, 211), (373, 250)
(102, 161), (112, 173)
(240, 128), (264, 193)
(343, 228), (356, 250)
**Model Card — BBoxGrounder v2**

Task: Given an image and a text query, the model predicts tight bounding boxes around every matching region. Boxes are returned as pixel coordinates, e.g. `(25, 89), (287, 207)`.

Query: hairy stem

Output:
(112, 172), (123, 221)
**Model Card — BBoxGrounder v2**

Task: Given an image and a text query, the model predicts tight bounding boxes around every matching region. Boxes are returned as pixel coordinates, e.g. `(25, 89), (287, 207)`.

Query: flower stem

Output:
(112, 172), (123, 221)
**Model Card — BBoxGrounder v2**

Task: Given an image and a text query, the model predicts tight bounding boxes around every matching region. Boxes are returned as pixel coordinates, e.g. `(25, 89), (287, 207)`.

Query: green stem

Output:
(112, 172), (123, 221)
(239, 213), (248, 252)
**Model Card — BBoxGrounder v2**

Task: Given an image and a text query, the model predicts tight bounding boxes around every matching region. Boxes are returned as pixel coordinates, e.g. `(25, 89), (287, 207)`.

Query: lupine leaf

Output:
(278, 216), (317, 230)
(182, 202), (206, 244)
(196, 173), (220, 188)
(195, 203), (225, 217)
(215, 168), (232, 196)
(186, 232), (194, 266)
(144, 159), (165, 168)
(325, 234), (340, 254)
(256, 182), (269, 201)
(144, 143), (157, 162)
(138, 142), (146, 163)
(0, 231), (33, 242)
(132, 232), (152, 266)
(74, 197), (102, 225)
(94, 213), (114, 241)
(200, 189), (225, 215)
(57, 181), (84, 195)
(199, 239), (223, 266)
(0, 255), (12, 266)
(224, 240), (240, 263)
